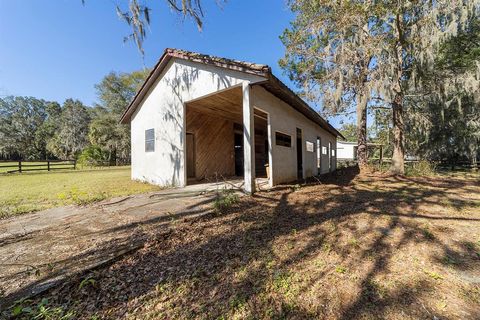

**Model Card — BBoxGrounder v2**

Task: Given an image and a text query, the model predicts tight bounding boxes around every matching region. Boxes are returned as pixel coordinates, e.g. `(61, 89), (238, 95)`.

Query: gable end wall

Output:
(130, 59), (264, 186)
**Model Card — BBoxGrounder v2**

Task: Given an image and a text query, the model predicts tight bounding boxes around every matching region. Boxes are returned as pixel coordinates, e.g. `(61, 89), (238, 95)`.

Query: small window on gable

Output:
(145, 128), (155, 152)
(275, 132), (291, 147)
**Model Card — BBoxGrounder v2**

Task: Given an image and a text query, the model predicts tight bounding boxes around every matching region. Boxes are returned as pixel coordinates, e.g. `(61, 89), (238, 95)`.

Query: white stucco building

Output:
(121, 49), (343, 193)
(336, 141), (384, 162)
(337, 141), (358, 160)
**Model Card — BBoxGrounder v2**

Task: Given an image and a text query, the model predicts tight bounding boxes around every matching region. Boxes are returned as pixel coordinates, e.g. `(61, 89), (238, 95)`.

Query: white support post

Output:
(267, 112), (273, 188)
(242, 82), (255, 193)
(182, 102), (187, 187)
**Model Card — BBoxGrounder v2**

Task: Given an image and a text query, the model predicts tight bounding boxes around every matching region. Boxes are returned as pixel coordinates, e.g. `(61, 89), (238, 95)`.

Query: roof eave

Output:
(257, 73), (345, 139)
(165, 48), (271, 77)
(120, 48), (344, 140)
(120, 49), (172, 124)
(120, 48), (271, 124)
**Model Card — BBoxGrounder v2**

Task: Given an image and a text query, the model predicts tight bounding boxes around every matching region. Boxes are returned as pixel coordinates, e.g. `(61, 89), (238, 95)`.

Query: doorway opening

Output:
(234, 130), (244, 176)
(186, 133), (195, 178)
(184, 86), (271, 190)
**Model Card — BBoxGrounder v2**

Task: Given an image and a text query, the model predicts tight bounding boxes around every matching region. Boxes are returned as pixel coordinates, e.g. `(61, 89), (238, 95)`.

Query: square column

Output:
(267, 113), (273, 188)
(242, 82), (255, 193)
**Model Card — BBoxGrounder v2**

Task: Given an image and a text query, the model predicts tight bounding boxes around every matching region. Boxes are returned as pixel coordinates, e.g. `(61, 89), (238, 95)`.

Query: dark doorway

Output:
(296, 128), (303, 180)
(234, 132), (244, 176)
(186, 133), (195, 178)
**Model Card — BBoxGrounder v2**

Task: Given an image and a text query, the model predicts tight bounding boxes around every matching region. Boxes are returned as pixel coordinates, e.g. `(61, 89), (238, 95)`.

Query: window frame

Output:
(145, 128), (155, 152)
(306, 141), (314, 152)
(275, 131), (292, 148)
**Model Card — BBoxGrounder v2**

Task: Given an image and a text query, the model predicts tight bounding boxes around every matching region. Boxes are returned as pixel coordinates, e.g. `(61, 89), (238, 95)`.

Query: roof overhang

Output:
(255, 73), (344, 139)
(120, 48), (344, 139)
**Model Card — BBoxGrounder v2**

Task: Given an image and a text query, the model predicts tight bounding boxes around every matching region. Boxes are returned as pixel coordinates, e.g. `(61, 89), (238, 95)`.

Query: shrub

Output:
(214, 188), (239, 213)
(406, 160), (437, 176)
(77, 145), (110, 167)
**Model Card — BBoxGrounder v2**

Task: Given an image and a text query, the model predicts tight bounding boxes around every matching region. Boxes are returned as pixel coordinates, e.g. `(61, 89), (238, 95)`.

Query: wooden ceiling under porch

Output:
(185, 86), (269, 182)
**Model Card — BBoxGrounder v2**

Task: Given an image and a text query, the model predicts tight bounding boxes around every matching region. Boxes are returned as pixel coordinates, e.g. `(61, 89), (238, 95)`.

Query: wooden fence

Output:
(0, 160), (76, 174)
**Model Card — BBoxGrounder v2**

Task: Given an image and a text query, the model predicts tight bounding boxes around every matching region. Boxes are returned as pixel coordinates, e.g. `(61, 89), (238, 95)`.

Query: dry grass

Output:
(4, 167), (480, 319)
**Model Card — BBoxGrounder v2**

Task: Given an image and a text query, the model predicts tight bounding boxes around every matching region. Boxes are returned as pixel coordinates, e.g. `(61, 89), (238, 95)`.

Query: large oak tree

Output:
(280, 0), (382, 171)
(282, 0), (479, 174)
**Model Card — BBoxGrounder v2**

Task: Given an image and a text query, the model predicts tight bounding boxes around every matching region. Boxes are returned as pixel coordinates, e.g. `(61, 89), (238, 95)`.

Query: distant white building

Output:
(337, 141), (384, 161)
(337, 141), (357, 160)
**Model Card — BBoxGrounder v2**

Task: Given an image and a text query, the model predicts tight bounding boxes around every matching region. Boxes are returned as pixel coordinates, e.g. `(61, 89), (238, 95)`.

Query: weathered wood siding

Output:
(186, 109), (235, 180)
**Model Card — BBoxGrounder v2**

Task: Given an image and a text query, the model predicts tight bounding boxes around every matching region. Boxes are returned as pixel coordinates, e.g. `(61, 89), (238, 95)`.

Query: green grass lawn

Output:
(0, 166), (163, 219)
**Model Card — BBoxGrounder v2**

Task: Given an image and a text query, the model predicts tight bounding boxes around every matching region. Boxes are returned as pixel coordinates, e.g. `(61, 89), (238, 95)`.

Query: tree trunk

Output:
(470, 145), (478, 171)
(390, 13), (405, 175)
(356, 90), (368, 171)
(390, 93), (405, 175)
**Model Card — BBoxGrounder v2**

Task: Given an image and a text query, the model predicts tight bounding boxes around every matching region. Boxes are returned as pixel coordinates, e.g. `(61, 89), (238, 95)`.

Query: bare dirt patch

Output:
(3, 167), (480, 319)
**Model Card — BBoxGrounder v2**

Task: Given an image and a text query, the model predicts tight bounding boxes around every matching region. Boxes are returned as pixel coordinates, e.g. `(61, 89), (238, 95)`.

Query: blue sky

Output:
(0, 0), (350, 126)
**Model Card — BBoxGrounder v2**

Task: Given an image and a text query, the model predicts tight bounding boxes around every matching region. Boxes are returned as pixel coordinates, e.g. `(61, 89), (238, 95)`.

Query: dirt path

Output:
(0, 186), (222, 308)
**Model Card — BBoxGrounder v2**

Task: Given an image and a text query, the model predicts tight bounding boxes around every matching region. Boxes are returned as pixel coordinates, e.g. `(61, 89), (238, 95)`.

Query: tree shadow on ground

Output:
(0, 195), (217, 310)
(3, 167), (480, 319)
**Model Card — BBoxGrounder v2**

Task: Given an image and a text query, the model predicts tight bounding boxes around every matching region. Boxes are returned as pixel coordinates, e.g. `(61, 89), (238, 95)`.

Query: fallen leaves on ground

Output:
(6, 167), (480, 319)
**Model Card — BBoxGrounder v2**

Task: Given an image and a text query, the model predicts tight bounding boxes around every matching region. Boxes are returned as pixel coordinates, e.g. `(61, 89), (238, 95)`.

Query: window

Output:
(145, 128), (155, 152)
(322, 146), (327, 155)
(275, 132), (291, 147)
(306, 141), (314, 152)
(331, 149), (335, 156)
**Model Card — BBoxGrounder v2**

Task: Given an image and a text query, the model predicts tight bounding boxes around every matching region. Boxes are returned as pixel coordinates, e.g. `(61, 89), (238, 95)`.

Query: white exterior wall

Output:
(130, 59), (264, 187)
(252, 86), (337, 185)
(337, 142), (357, 160)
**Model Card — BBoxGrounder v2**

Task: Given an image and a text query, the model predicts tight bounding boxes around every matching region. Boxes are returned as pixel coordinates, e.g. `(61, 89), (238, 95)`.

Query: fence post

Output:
(47, 160), (50, 171)
(379, 145), (383, 167)
(73, 159), (76, 170)
(18, 160), (22, 173)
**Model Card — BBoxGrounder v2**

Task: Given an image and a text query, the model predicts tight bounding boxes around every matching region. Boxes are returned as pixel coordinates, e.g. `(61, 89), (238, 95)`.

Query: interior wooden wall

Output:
(186, 108), (235, 180)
